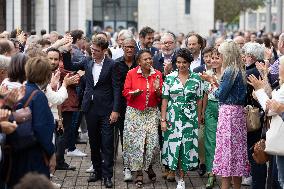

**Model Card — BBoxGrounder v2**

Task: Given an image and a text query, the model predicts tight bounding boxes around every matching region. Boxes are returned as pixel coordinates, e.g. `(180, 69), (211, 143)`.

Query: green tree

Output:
(215, 0), (265, 23)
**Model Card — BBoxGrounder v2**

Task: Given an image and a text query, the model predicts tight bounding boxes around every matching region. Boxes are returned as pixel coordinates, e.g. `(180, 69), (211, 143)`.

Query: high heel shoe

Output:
(205, 174), (216, 189)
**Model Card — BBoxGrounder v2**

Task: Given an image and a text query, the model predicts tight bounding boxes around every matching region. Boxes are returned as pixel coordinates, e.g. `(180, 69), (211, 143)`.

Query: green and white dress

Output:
(161, 70), (203, 172)
(204, 74), (219, 172)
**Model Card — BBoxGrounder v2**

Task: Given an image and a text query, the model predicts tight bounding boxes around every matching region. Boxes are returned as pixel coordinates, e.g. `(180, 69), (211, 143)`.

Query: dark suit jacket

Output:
(135, 42), (159, 56)
(71, 45), (85, 64)
(192, 53), (206, 73)
(153, 52), (177, 75)
(62, 52), (120, 115)
(193, 64), (206, 73)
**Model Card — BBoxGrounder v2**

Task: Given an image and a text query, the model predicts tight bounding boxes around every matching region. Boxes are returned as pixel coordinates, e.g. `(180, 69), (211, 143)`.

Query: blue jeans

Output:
(276, 155), (284, 188)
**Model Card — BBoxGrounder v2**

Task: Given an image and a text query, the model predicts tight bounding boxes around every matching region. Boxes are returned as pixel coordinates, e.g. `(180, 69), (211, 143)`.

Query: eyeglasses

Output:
(123, 45), (135, 49)
(162, 41), (174, 45)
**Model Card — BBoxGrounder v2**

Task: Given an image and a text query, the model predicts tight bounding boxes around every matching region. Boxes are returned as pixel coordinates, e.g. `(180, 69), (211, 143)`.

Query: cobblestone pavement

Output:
(51, 143), (250, 189)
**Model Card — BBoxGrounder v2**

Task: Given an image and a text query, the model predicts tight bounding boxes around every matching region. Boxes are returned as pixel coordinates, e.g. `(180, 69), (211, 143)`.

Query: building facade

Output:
(1, 0), (214, 37)
(138, 0), (215, 36)
(239, 0), (283, 33)
(1, 0), (137, 36)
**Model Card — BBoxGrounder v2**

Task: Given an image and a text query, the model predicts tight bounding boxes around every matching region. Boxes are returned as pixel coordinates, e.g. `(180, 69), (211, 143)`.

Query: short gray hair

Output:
(242, 42), (265, 60)
(50, 31), (59, 36)
(26, 35), (40, 46)
(160, 32), (175, 42)
(118, 29), (133, 39)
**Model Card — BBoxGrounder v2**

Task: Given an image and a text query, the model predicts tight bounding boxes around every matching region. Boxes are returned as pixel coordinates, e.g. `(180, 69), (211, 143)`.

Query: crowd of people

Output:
(0, 26), (283, 189)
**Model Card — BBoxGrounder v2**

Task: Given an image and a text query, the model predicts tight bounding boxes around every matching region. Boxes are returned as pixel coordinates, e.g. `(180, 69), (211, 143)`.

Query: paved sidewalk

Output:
(52, 143), (250, 189)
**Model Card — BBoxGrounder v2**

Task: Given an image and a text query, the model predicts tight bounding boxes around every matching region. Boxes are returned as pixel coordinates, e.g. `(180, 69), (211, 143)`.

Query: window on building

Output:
(49, 0), (57, 31)
(93, 0), (137, 31)
(21, 0), (36, 32)
(185, 0), (190, 15)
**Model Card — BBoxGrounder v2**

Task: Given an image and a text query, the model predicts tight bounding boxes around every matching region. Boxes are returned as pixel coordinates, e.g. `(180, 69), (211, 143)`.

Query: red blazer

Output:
(123, 66), (163, 111)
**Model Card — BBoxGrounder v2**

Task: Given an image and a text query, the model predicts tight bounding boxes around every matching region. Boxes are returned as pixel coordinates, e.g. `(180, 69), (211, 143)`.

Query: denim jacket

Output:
(214, 67), (247, 105)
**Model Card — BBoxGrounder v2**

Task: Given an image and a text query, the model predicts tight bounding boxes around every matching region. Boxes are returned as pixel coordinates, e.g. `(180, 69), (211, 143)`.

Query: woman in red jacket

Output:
(123, 49), (163, 188)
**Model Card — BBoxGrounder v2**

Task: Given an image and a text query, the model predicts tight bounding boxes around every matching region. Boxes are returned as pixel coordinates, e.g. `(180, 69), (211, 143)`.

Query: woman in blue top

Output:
(201, 40), (249, 189)
(5, 56), (56, 188)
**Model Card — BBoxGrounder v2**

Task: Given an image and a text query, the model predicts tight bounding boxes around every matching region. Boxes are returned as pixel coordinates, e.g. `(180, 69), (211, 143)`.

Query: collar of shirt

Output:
(195, 52), (202, 61)
(137, 41), (152, 52)
(121, 56), (136, 68)
(137, 66), (156, 77)
(93, 56), (105, 66)
(162, 52), (174, 60)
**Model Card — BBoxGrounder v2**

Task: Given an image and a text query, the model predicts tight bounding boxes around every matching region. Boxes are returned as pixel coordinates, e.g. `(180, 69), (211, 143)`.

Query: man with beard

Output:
(185, 33), (205, 72)
(114, 38), (137, 182)
(46, 48), (83, 171)
(153, 32), (177, 76)
(136, 26), (159, 56)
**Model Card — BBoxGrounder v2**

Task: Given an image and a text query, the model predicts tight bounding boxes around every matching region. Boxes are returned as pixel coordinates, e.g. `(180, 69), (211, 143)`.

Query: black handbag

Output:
(6, 90), (39, 151)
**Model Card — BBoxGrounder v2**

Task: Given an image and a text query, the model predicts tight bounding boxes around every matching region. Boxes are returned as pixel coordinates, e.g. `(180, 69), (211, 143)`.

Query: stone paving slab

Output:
(52, 142), (250, 189)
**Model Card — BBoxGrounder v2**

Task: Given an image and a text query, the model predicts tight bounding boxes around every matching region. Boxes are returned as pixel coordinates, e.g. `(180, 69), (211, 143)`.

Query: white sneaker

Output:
(66, 149), (87, 157)
(241, 176), (252, 186)
(51, 181), (61, 188)
(176, 179), (185, 189)
(86, 165), (94, 173)
(123, 168), (132, 182)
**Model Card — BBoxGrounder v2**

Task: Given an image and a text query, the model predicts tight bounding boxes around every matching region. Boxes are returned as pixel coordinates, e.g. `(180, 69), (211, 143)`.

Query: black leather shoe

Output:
(197, 164), (206, 176)
(88, 172), (102, 182)
(56, 162), (76, 171)
(104, 178), (113, 188)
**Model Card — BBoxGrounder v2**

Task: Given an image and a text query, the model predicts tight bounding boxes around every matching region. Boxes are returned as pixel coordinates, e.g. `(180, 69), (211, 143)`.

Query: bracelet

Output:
(161, 118), (166, 122)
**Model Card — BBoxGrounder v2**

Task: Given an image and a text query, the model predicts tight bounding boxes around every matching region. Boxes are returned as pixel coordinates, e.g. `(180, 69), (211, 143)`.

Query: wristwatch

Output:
(161, 118), (166, 122)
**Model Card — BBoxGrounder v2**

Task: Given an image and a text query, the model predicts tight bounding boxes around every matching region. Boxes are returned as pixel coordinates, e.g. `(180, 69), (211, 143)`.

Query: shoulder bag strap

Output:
(23, 90), (39, 108)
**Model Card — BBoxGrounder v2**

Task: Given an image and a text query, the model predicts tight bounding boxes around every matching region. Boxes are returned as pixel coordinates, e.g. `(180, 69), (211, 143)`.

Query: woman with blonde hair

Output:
(201, 40), (249, 189)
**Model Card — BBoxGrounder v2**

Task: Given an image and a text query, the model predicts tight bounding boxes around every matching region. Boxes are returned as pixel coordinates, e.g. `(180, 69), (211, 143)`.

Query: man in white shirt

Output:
(186, 33), (205, 71)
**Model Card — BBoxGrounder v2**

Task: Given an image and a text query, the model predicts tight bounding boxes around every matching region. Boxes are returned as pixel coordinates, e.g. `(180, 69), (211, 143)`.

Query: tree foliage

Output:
(215, 0), (265, 23)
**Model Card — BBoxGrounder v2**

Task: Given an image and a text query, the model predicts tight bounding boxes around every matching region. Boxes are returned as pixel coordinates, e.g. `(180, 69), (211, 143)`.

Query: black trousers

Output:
(247, 129), (267, 189)
(62, 111), (76, 152)
(85, 103), (114, 179)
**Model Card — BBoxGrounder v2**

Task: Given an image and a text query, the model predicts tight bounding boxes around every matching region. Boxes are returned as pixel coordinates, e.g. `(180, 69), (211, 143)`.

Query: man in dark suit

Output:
(153, 32), (177, 76)
(63, 37), (120, 188)
(135, 26), (159, 56)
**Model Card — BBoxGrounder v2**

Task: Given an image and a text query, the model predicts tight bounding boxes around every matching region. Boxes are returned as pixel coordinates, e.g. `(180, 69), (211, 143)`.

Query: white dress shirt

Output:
(190, 52), (202, 71)
(45, 84), (68, 120)
(92, 57), (105, 86)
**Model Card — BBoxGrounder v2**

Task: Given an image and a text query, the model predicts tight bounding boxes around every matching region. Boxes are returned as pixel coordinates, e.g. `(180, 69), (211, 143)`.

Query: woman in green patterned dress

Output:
(202, 48), (222, 189)
(161, 48), (203, 189)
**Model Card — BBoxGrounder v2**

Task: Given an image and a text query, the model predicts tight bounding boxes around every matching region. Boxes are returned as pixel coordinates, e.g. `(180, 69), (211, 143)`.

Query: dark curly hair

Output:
(176, 48), (193, 64)
(135, 49), (152, 63)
